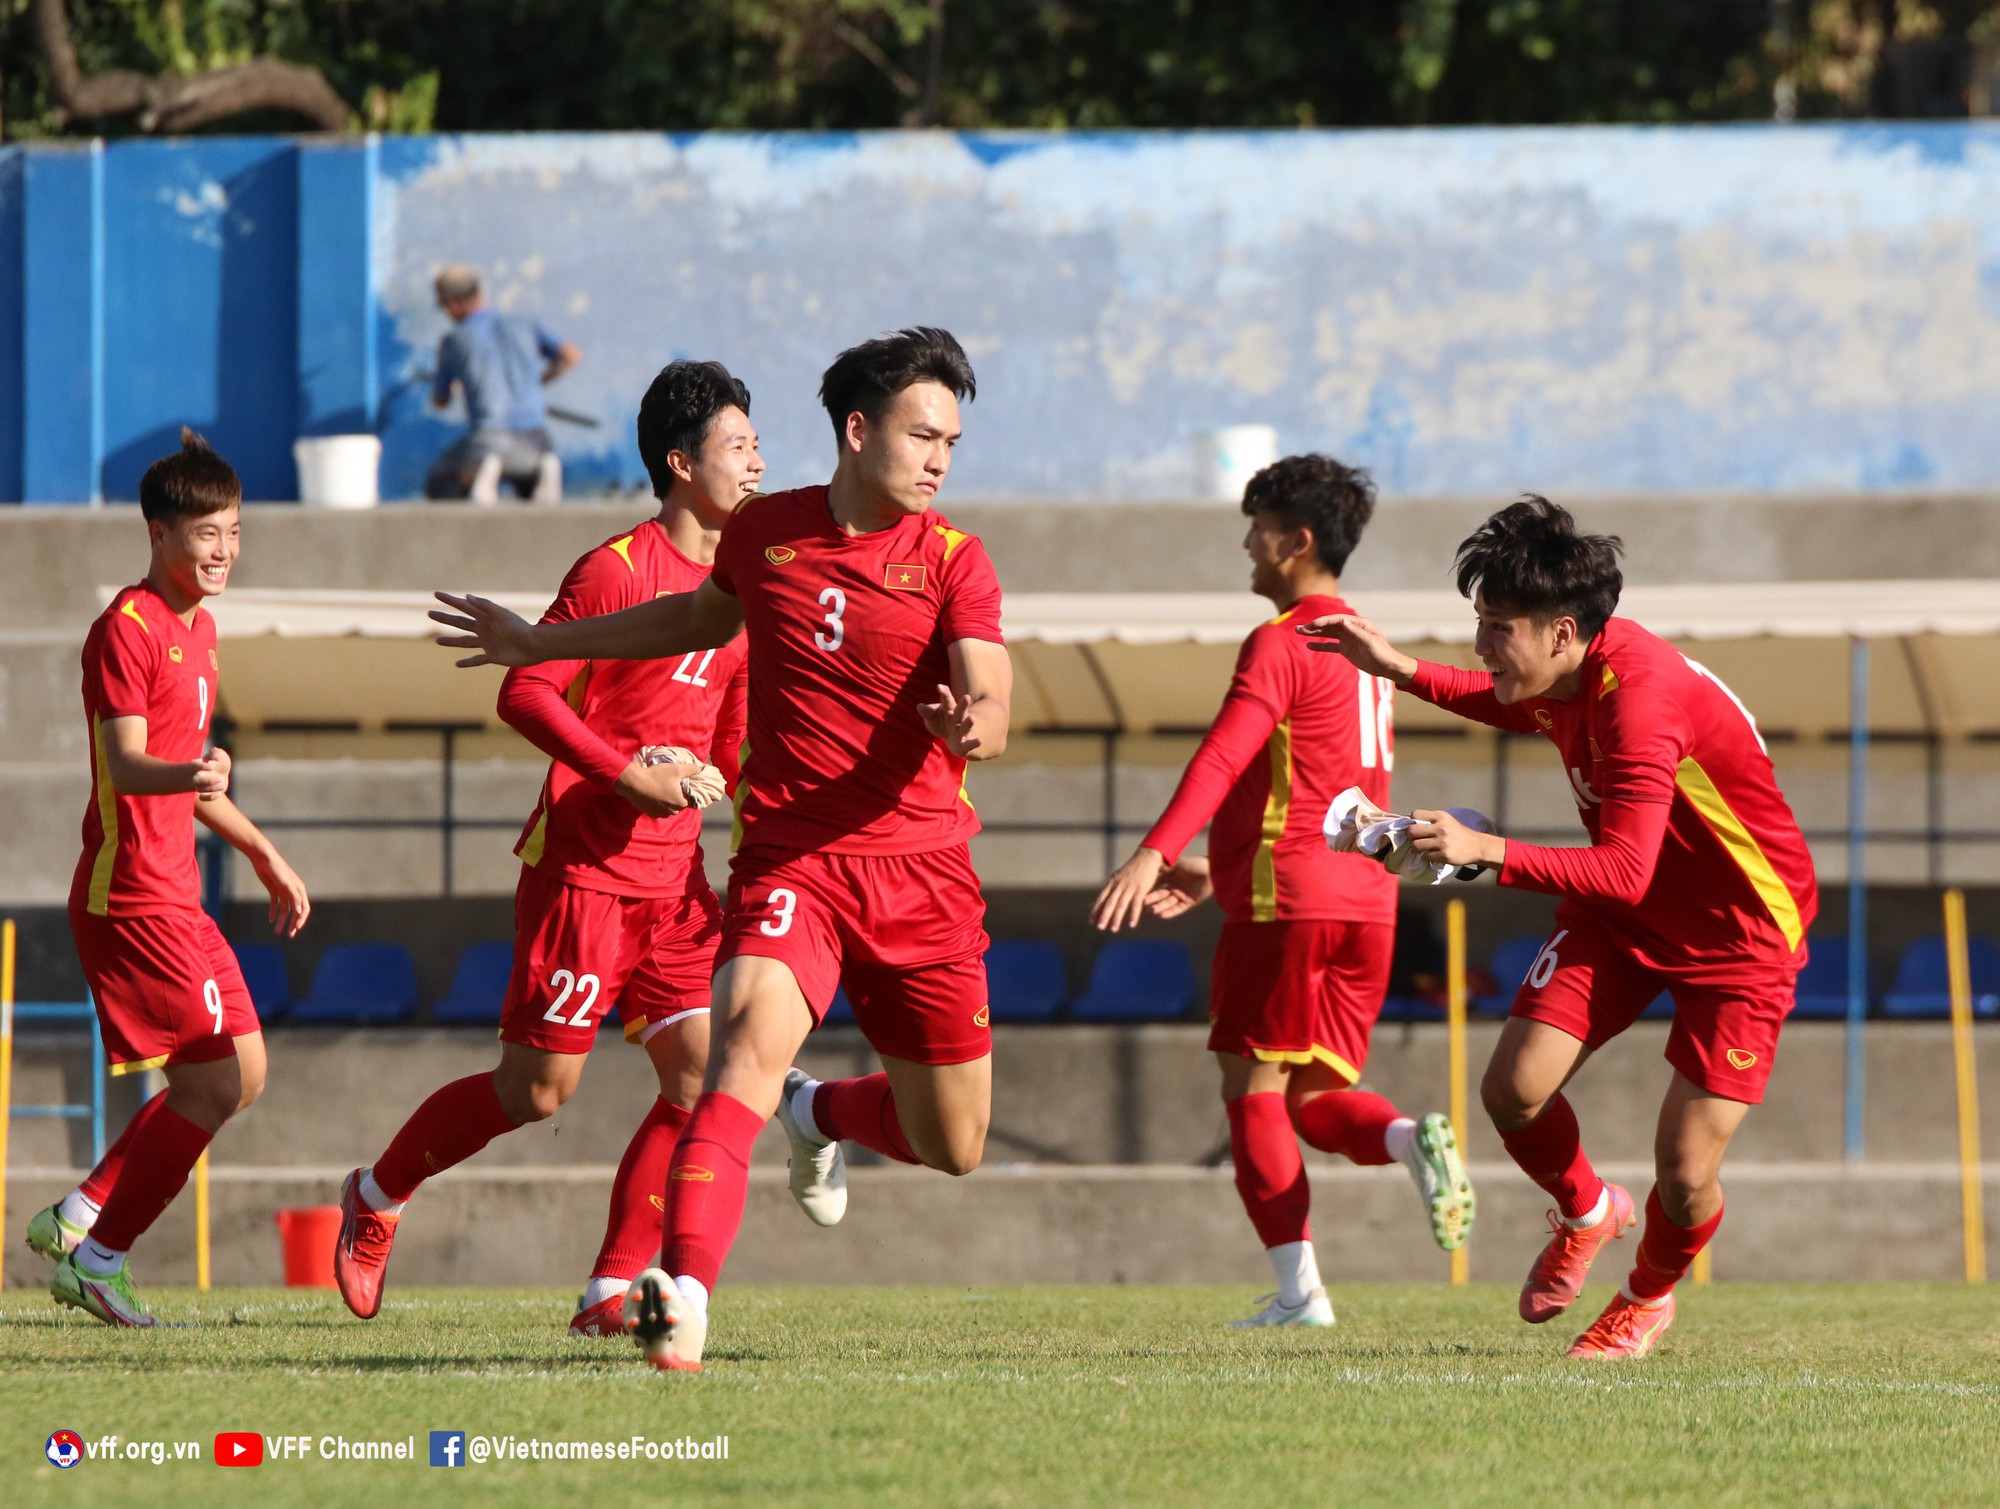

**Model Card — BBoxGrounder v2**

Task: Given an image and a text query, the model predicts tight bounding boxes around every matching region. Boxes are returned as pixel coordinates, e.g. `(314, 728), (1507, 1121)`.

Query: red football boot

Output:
(334, 1168), (401, 1320)
(1566, 1290), (1676, 1359)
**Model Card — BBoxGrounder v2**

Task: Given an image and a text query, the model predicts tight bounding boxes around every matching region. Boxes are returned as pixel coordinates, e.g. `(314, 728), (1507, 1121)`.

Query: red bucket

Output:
(273, 1205), (342, 1288)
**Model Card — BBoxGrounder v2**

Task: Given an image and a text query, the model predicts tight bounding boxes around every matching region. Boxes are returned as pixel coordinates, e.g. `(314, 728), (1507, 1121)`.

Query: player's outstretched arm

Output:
(195, 795), (311, 937)
(1295, 613), (1419, 684)
(432, 579), (744, 667)
(99, 716), (232, 798)
(919, 638), (1012, 761)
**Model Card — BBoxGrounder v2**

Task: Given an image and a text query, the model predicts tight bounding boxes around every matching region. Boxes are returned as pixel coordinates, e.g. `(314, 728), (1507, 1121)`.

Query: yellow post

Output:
(1446, 899), (1470, 1287)
(1945, 888), (1988, 1283)
(0, 918), (16, 1293)
(1692, 1246), (1712, 1286)
(194, 1148), (212, 1291)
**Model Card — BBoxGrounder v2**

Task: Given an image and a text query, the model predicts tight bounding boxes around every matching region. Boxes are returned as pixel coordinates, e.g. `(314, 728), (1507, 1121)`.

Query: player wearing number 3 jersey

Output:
(1302, 496), (1818, 1360)
(34, 433), (311, 1328)
(335, 362), (758, 1330)
(431, 328), (1011, 1373)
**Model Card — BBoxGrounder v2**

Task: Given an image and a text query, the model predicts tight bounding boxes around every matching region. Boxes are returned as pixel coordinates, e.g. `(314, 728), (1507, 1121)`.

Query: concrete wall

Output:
(9, 126), (2000, 502)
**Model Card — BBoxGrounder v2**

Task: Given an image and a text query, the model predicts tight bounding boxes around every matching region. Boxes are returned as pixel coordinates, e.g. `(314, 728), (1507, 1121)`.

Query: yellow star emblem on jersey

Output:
(885, 563), (927, 591)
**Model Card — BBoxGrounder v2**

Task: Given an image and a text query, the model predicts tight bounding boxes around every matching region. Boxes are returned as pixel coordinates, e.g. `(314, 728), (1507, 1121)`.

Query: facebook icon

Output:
(429, 1431), (465, 1467)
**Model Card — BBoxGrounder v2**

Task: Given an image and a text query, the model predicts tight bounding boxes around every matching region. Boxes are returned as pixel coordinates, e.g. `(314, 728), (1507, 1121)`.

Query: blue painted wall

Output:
(7, 126), (2000, 503)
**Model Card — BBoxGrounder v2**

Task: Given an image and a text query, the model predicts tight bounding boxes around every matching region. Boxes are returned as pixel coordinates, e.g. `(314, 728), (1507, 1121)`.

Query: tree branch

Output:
(33, 0), (355, 134)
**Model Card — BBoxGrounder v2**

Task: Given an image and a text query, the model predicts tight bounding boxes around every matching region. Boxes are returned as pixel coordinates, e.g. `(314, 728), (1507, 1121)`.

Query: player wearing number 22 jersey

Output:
(429, 328), (1009, 1373)
(335, 361), (760, 1332)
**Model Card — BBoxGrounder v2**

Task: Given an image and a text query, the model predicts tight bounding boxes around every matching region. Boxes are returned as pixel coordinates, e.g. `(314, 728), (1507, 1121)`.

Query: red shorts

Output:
(719, 843), (991, 1066)
(500, 867), (720, 1054)
(1208, 919), (1394, 1084)
(69, 906), (256, 1075)
(1510, 911), (1799, 1103)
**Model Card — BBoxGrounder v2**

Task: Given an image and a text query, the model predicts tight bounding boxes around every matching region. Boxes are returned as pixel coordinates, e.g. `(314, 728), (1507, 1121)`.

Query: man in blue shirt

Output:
(424, 265), (582, 503)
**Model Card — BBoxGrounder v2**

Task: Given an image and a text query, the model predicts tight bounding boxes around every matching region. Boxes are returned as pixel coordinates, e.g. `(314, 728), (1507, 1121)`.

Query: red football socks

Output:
(1226, 1092), (1311, 1248)
(812, 1073), (920, 1165)
(1496, 1093), (1605, 1221)
(590, 1097), (691, 1280)
(79, 1089), (167, 1205)
(88, 1102), (214, 1251)
(661, 1091), (766, 1292)
(1291, 1087), (1400, 1166)
(1627, 1185), (1724, 1301)
(371, 1073), (521, 1204)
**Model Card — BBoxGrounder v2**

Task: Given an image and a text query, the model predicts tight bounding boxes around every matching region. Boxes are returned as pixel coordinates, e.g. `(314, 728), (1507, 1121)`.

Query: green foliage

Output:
(5, 0), (2000, 139)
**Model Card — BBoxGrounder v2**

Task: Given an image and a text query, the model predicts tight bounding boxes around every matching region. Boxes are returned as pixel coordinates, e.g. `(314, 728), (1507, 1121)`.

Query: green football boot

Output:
(25, 1202), (90, 1261)
(51, 1252), (158, 1327)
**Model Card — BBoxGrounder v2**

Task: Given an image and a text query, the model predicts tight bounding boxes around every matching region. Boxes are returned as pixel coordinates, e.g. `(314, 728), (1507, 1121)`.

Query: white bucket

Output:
(1195, 424), (1278, 502)
(293, 435), (382, 508)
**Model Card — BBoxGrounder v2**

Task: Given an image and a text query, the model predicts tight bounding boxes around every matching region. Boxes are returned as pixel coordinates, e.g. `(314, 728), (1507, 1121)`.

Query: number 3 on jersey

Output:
(815, 588), (846, 652)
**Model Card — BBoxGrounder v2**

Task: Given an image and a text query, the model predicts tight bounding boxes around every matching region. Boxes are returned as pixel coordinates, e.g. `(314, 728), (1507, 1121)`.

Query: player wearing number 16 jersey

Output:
(34, 432), (312, 1327)
(1303, 497), (1817, 1359)
(432, 328), (1011, 1373)
(1092, 455), (1472, 1331)
(334, 363), (755, 1330)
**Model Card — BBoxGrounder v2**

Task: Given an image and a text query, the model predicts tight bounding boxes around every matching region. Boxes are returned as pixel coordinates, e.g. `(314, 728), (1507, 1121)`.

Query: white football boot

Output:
(1229, 1288), (1336, 1328)
(624, 1269), (707, 1373)
(774, 1067), (848, 1227)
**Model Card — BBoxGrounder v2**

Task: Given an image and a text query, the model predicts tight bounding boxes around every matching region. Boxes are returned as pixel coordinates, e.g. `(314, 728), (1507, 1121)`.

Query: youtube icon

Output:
(214, 1432), (264, 1467)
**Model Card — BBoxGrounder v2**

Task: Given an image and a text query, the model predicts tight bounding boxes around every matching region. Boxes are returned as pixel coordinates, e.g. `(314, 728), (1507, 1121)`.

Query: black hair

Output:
(1241, 454), (1376, 576)
(139, 429), (240, 524)
(1452, 495), (1624, 642)
(818, 326), (975, 442)
(636, 360), (753, 497)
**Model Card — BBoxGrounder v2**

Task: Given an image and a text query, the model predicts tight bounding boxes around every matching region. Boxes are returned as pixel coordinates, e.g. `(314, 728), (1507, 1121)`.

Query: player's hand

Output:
(192, 747), (231, 800)
(431, 592), (542, 668)
(1144, 854), (1214, 920)
(615, 757), (698, 818)
(1091, 846), (1169, 933)
(917, 683), (984, 757)
(254, 852), (310, 937)
(1296, 613), (1417, 683)
(1408, 809), (1504, 870)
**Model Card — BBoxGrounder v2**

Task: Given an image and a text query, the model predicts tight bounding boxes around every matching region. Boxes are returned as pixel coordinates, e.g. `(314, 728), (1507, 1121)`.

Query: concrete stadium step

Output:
(3, 1161), (1990, 1291)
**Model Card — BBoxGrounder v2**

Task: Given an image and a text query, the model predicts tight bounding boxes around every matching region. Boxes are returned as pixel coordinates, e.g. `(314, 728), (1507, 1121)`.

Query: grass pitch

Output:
(3, 1282), (1997, 1507)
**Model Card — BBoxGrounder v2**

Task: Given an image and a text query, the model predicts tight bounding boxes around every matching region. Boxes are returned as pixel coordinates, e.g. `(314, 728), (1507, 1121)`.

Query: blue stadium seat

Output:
(231, 942), (291, 1022)
(1792, 939), (1860, 1020)
(984, 941), (1067, 1024)
(1881, 937), (2000, 1021)
(824, 986), (856, 1026)
(1640, 992), (1675, 1020)
(1379, 996), (1445, 1024)
(1070, 940), (1199, 1023)
(293, 943), (420, 1026)
(1475, 936), (1546, 1016)
(432, 941), (513, 1025)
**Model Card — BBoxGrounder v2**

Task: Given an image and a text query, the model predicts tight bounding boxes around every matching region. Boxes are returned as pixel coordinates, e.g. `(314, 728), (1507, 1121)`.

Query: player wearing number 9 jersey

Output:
(335, 362), (758, 1331)
(1302, 496), (1818, 1361)
(36, 432), (312, 1328)
(430, 328), (1011, 1372)
(1091, 455), (1473, 1332)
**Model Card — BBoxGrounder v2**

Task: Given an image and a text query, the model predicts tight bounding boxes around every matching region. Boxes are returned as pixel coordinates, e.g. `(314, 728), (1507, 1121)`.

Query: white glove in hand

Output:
(640, 745), (728, 811)
(1323, 785), (1494, 885)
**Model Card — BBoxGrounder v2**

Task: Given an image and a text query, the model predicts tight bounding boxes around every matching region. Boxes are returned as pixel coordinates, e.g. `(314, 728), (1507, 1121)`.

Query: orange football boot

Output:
(334, 1168), (401, 1320)
(1565, 1289), (1675, 1359)
(1519, 1182), (1635, 1324)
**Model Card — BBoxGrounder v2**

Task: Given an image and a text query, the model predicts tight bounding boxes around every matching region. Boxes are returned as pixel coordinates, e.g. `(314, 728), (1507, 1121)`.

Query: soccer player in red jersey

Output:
(1091, 455), (1474, 1328)
(334, 362), (758, 1331)
(1303, 497), (1818, 1358)
(433, 327), (1009, 1371)
(31, 431), (310, 1326)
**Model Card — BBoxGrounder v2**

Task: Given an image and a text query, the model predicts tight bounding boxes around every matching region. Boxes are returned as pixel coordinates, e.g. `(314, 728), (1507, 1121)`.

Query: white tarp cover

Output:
(112, 583), (2000, 737)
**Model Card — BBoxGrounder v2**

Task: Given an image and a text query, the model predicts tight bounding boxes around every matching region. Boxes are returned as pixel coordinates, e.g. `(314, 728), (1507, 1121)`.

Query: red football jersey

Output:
(500, 522), (747, 898)
(1410, 616), (1818, 974)
(1145, 594), (1396, 924)
(70, 581), (217, 917)
(708, 486), (1005, 857)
